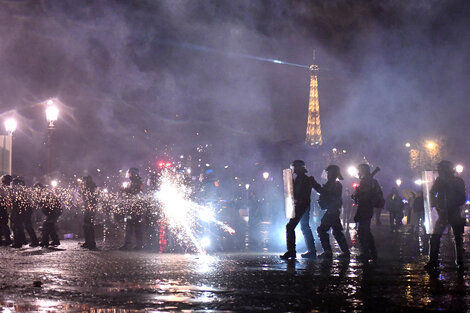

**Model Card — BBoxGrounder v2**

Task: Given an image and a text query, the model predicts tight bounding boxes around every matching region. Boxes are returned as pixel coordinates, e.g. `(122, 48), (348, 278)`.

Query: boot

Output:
(425, 234), (440, 270)
(455, 235), (465, 269)
(318, 228), (332, 258)
(280, 251), (296, 260)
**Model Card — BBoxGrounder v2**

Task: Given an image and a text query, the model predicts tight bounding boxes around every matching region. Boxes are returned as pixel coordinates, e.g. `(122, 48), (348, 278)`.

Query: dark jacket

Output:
(385, 193), (404, 214)
(312, 179), (343, 211)
(430, 175), (466, 213)
(353, 175), (383, 220)
(293, 172), (313, 207)
(413, 196), (424, 216)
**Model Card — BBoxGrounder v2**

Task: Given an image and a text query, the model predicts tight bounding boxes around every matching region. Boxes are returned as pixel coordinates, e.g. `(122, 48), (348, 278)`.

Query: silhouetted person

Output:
(0, 175), (12, 246)
(80, 176), (98, 250)
(353, 164), (384, 263)
(10, 178), (38, 248)
(248, 190), (262, 250)
(412, 191), (425, 233)
(280, 160), (316, 260)
(425, 160), (466, 271)
(313, 165), (350, 258)
(35, 183), (62, 247)
(385, 187), (404, 232)
(120, 168), (144, 250)
(342, 188), (355, 230)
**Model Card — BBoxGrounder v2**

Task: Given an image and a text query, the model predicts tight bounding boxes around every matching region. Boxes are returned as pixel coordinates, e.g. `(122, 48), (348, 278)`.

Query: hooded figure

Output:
(313, 165), (350, 258)
(280, 160), (317, 260)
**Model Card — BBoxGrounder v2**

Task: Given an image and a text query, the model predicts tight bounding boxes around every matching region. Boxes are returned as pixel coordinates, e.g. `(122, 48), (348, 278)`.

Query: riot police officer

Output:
(0, 175), (12, 246)
(10, 177), (38, 248)
(425, 160), (467, 271)
(80, 176), (98, 250)
(314, 165), (350, 258)
(280, 160), (317, 260)
(35, 183), (62, 247)
(353, 164), (384, 263)
(120, 168), (144, 250)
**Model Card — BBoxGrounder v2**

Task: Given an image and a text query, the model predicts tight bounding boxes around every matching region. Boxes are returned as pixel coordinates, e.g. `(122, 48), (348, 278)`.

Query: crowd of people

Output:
(280, 160), (467, 272)
(0, 159), (467, 272)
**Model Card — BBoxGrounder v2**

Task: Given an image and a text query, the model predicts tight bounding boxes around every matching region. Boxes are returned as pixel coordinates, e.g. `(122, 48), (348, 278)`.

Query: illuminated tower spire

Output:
(305, 63), (322, 146)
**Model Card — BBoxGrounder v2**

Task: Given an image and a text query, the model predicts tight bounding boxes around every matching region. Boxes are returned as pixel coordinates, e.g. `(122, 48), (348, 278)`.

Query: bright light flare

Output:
(426, 141), (436, 150)
(51, 180), (58, 188)
(200, 237), (211, 248)
(396, 179), (402, 187)
(154, 170), (235, 253)
(456, 164), (464, 174)
(46, 105), (59, 123)
(347, 166), (358, 178)
(4, 118), (17, 134)
(414, 179), (423, 185)
(263, 172), (270, 180)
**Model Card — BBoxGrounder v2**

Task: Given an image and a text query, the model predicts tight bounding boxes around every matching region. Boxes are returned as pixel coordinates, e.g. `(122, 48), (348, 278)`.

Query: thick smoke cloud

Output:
(0, 1), (468, 188)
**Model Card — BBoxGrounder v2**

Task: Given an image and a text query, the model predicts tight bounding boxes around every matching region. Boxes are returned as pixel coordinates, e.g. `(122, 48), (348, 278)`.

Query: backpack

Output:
(370, 180), (385, 208)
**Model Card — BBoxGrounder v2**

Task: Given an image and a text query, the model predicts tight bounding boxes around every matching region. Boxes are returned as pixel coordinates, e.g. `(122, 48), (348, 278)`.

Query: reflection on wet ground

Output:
(1, 226), (469, 312)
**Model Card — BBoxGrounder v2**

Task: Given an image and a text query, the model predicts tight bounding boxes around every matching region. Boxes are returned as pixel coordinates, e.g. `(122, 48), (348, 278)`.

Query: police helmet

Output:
(1, 174), (12, 186)
(12, 177), (25, 186)
(325, 165), (344, 180)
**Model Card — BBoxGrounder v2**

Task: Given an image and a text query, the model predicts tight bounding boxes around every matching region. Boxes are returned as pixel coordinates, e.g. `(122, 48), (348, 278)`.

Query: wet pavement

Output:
(1, 225), (470, 312)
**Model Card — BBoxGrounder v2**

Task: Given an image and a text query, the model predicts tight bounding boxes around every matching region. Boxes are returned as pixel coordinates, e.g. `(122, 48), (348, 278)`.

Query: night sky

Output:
(1, 1), (469, 186)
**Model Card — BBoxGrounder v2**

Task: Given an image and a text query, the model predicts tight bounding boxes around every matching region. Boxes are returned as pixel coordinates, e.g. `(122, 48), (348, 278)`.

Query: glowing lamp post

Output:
(395, 179), (402, 188)
(45, 102), (59, 174)
(3, 118), (17, 175)
(263, 172), (270, 181)
(456, 164), (464, 174)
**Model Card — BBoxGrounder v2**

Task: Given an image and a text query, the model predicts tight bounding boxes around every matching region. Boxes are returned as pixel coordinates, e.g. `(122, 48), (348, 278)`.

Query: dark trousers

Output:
(124, 216), (143, 248)
(83, 211), (96, 248)
(0, 210), (11, 245)
(429, 210), (465, 265)
(317, 209), (349, 253)
(41, 215), (60, 245)
(11, 215), (26, 246)
(357, 217), (377, 259)
(24, 213), (38, 245)
(285, 204), (315, 253)
(389, 210), (403, 231)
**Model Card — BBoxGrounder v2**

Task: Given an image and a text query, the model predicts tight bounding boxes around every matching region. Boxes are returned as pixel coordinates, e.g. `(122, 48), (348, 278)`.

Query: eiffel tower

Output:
(305, 61), (322, 146)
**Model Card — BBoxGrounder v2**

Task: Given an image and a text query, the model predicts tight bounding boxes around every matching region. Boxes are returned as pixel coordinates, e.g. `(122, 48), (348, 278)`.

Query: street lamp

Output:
(3, 118), (16, 175)
(263, 172), (270, 180)
(46, 104), (59, 127)
(405, 142), (411, 148)
(396, 179), (402, 187)
(456, 164), (464, 174)
(4, 118), (17, 134)
(45, 102), (59, 174)
(245, 184), (250, 191)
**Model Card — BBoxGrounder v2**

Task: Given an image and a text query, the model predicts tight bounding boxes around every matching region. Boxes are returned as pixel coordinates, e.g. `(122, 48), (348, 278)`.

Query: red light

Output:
(352, 183), (359, 189)
(158, 162), (165, 168)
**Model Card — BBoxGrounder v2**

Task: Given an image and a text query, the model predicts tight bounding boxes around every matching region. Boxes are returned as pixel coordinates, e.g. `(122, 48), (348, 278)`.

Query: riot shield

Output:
(283, 168), (295, 219)
(422, 170), (439, 234)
